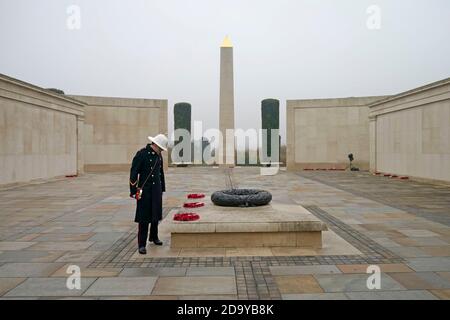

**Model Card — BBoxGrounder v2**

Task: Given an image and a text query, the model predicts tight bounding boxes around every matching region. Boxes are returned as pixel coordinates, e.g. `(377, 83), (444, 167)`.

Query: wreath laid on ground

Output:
(183, 202), (205, 208)
(173, 212), (200, 221)
(187, 193), (205, 199)
(211, 189), (272, 207)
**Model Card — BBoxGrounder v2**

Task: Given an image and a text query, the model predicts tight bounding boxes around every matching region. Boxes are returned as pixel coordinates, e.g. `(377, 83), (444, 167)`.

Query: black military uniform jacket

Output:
(129, 144), (166, 223)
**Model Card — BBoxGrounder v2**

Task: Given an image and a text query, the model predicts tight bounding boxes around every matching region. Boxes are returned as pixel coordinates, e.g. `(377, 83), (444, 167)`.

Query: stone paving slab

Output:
(436, 271), (450, 281)
(398, 230), (441, 238)
(0, 242), (36, 250)
(89, 232), (127, 242)
(420, 246), (450, 257)
(430, 289), (450, 299)
(28, 241), (94, 251)
(388, 272), (450, 290)
(0, 278), (26, 296)
(0, 263), (64, 277)
(282, 293), (348, 300)
(83, 277), (157, 296)
(32, 234), (94, 242)
(36, 227), (97, 234)
(275, 275), (323, 294)
(0, 250), (64, 263)
(5, 278), (96, 297)
(407, 257), (450, 272)
(178, 248), (225, 257)
(88, 242), (117, 251)
(119, 267), (187, 277)
(51, 263), (121, 277)
(55, 251), (102, 263)
(186, 267), (235, 276)
(152, 276), (237, 296)
(270, 265), (341, 275)
(389, 246), (430, 258)
(396, 237), (448, 247)
(337, 263), (413, 273)
(314, 274), (406, 292)
(345, 290), (438, 300)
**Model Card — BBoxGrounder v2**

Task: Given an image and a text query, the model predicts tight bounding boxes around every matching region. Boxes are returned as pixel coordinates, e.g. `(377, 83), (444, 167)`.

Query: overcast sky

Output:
(1, 0), (449, 144)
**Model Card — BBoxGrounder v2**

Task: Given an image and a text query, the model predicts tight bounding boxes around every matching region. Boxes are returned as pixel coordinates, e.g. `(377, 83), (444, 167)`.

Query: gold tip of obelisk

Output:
(221, 35), (233, 47)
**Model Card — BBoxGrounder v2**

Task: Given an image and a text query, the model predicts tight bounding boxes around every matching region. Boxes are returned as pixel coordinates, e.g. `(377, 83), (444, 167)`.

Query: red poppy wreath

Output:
(183, 202), (205, 208)
(173, 212), (200, 221)
(187, 193), (205, 199)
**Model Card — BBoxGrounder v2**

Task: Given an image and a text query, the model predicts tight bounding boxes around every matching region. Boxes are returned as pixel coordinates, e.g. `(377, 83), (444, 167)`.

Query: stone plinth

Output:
(169, 201), (327, 248)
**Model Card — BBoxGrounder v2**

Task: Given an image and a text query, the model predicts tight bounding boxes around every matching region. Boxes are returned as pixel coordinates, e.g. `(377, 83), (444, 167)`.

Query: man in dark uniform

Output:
(129, 134), (168, 255)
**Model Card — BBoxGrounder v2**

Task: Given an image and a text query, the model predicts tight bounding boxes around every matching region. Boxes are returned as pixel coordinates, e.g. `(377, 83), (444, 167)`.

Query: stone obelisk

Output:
(219, 35), (235, 167)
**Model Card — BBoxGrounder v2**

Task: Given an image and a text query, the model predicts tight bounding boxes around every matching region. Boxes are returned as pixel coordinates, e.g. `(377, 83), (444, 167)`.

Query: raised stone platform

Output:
(168, 200), (328, 248)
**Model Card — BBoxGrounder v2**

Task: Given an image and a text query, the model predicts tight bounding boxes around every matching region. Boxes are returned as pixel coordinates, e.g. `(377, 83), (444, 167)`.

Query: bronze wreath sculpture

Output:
(211, 189), (272, 207)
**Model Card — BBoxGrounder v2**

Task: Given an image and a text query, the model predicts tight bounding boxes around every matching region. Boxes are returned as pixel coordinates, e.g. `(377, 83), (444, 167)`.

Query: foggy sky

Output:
(1, 0), (449, 144)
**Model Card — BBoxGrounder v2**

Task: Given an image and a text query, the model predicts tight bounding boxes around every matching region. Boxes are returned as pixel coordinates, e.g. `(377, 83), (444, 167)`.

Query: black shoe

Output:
(151, 239), (163, 246)
(138, 247), (147, 254)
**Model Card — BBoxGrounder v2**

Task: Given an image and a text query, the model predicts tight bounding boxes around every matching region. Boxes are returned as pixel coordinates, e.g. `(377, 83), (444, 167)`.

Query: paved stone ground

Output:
(0, 167), (449, 300)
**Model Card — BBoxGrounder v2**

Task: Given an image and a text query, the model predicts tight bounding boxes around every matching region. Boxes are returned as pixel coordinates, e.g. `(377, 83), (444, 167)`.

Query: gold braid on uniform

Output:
(129, 179), (138, 186)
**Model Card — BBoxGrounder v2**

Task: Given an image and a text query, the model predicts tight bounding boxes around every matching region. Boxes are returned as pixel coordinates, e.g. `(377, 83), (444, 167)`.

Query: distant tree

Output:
(261, 99), (280, 164)
(174, 102), (192, 165)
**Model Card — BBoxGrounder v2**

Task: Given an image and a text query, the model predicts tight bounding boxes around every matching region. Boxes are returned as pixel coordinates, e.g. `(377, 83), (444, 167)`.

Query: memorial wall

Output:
(69, 95), (168, 172)
(0, 74), (168, 186)
(0, 74), (84, 185)
(286, 96), (387, 171)
(369, 78), (450, 183)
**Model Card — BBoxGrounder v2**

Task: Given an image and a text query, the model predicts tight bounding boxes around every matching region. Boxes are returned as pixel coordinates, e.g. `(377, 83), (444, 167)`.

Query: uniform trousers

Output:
(138, 222), (158, 248)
